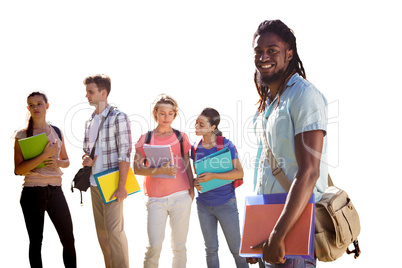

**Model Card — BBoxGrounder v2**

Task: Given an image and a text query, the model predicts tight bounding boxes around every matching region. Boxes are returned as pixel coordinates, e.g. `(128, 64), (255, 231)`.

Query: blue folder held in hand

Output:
(194, 147), (234, 193)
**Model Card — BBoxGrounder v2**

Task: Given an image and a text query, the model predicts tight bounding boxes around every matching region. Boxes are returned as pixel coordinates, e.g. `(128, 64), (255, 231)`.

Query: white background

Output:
(1, 0), (400, 267)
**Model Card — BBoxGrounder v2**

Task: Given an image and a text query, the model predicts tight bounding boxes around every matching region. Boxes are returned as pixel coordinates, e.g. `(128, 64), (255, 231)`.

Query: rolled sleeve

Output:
(291, 85), (328, 136)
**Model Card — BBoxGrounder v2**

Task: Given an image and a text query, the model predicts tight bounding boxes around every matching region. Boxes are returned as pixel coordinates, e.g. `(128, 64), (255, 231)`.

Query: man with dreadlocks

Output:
(248, 20), (328, 267)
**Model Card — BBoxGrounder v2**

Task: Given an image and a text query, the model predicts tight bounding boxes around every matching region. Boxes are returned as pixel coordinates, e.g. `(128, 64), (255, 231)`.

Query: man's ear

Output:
(46, 103), (49, 109)
(101, 89), (108, 99)
(286, 49), (294, 62)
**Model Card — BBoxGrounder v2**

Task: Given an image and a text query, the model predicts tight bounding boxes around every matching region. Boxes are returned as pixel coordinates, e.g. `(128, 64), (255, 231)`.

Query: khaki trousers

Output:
(91, 186), (129, 268)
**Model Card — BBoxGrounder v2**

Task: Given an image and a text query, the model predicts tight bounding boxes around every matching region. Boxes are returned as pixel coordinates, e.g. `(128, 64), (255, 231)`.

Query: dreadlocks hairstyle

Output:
(26, 91), (48, 137)
(253, 20), (306, 113)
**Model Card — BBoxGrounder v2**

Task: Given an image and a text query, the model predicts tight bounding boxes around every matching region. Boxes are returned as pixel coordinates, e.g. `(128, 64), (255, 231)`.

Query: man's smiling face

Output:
(254, 31), (293, 87)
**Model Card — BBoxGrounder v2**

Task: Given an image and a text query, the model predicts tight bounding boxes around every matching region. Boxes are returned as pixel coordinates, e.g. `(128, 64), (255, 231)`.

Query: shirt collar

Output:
(286, 73), (299, 88)
(89, 104), (112, 121)
(264, 73), (300, 117)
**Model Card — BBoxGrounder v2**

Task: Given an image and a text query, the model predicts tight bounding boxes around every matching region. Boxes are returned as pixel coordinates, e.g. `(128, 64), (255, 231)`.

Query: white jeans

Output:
(144, 192), (192, 268)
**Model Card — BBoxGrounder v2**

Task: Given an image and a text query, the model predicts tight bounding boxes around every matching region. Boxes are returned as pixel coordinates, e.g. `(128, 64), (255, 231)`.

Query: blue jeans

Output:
(20, 186), (76, 268)
(197, 197), (249, 268)
(259, 258), (316, 268)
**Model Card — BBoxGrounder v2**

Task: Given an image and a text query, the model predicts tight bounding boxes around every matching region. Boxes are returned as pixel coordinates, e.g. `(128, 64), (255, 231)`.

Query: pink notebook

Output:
(240, 193), (315, 259)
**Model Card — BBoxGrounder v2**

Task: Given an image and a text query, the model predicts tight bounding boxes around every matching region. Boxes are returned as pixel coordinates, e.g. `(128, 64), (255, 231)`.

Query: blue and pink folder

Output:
(194, 147), (234, 193)
(240, 193), (315, 259)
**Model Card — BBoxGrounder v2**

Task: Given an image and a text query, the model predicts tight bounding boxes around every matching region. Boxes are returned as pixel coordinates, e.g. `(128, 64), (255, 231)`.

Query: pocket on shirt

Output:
(267, 110), (291, 147)
(270, 109), (290, 129)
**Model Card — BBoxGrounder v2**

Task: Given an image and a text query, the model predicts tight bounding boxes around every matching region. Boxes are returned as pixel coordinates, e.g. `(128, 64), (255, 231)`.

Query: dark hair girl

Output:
(192, 107), (248, 268)
(14, 91), (76, 268)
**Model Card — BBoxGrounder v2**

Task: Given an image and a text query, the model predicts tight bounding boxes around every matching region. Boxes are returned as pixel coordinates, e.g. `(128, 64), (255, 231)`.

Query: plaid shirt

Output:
(83, 105), (132, 171)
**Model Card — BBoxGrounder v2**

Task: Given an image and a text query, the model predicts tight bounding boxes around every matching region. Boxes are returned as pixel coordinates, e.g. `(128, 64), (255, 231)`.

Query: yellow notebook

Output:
(94, 167), (141, 204)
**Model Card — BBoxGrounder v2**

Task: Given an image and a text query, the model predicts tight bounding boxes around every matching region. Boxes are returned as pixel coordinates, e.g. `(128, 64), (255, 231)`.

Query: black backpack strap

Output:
(144, 129), (184, 158)
(143, 131), (153, 166)
(173, 129), (184, 158)
(50, 125), (62, 141)
(145, 130), (153, 144)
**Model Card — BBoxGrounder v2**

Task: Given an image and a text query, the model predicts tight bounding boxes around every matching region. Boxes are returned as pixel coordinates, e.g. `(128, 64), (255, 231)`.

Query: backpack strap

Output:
(145, 130), (153, 144)
(144, 129), (184, 162)
(216, 136), (224, 151)
(193, 136), (225, 156)
(143, 131), (153, 166)
(50, 125), (62, 141)
(173, 129), (184, 158)
(145, 129), (183, 154)
(192, 139), (202, 159)
(218, 136), (243, 188)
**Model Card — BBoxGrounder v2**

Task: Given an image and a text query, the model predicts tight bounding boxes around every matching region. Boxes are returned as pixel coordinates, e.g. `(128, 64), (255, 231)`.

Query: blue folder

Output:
(194, 147), (234, 193)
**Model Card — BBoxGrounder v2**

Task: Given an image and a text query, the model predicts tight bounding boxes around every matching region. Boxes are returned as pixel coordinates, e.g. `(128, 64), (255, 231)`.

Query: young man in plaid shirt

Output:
(82, 74), (132, 268)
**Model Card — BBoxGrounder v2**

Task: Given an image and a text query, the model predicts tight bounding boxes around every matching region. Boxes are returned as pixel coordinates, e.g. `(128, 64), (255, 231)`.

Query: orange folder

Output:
(240, 193), (315, 259)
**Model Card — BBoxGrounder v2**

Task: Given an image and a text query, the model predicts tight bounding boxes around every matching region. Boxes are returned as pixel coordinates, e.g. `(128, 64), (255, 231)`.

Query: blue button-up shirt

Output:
(253, 73), (328, 202)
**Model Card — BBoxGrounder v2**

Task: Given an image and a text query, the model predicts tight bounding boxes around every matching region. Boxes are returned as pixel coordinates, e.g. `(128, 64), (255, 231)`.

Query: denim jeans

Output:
(20, 186), (76, 268)
(259, 258), (316, 268)
(197, 197), (249, 268)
